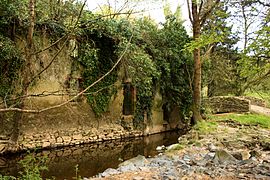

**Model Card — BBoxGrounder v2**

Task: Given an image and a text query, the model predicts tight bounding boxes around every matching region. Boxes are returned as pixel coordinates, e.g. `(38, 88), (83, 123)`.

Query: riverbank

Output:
(90, 115), (270, 179)
(0, 131), (184, 179)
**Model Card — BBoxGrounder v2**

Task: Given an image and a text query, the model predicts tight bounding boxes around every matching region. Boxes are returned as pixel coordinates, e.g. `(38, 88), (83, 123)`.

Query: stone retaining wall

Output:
(16, 128), (143, 152)
(204, 96), (250, 114)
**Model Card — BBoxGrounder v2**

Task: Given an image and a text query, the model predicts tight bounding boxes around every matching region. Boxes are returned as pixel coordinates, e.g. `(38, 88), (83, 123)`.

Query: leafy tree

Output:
(201, 1), (240, 96)
(226, 0), (270, 95)
(187, 0), (220, 124)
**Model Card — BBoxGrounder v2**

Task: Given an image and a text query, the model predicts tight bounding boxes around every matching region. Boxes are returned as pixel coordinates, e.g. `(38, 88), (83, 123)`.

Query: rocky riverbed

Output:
(88, 119), (270, 180)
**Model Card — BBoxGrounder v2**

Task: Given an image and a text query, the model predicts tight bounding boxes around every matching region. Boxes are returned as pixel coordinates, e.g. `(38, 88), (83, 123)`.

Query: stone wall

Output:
(204, 96), (250, 114)
(240, 96), (266, 107)
(18, 127), (143, 152)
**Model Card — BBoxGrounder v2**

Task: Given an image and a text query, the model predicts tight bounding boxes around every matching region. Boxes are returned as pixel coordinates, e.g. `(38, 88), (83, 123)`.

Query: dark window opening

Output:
(123, 82), (135, 115)
(162, 103), (170, 122)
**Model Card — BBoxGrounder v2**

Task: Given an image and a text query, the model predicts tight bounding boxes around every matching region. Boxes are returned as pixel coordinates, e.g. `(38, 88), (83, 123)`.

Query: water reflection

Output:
(0, 131), (182, 179)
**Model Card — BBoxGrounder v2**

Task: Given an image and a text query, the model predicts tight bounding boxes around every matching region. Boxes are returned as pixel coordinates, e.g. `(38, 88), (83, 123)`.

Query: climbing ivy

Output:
(0, 34), (22, 102)
(78, 26), (118, 116)
(0, 0), (193, 126)
(155, 16), (193, 118)
(78, 13), (192, 124)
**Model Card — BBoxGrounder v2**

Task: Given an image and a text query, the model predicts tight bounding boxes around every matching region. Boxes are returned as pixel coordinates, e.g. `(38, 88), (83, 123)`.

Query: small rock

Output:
(133, 176), (144, 180)
(180, 164), (190, 170)
(162, 175), (176, 180)
(0, 158), (6, 167)
(183, 155), (190, 162)
(42, 141), (50, 148)
(0, 144), (5, 153)
(241, 150), (250, 160)
(152, 175), (159, 179)
(56, 137), (63, 143)
(73, 134), (83, 140)
(175, 159), (186, 164)
(156, 145), (166, 151)
(204, 152), (215, 161)
(208, 143), (217, 152)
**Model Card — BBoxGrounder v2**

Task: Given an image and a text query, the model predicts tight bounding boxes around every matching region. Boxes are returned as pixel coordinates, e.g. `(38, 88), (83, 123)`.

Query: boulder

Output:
(166, 144), (183, 151)
(118, 155), (148, 167)
(213, 149), (237, 164)
(100, 168), (119, 177)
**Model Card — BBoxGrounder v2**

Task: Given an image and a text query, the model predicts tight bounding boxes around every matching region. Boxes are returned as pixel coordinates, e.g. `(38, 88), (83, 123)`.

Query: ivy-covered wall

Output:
(0, 8), (193, 140)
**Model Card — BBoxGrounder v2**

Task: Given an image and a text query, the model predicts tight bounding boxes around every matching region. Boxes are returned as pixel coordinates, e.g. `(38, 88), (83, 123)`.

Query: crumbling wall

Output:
(204, 96), (250, 114)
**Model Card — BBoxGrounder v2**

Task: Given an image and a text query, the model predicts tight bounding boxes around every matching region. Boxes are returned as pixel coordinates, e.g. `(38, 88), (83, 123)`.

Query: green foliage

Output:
(201, 2), (241, 97)
(155, 16), (193, 117)
(0, 34), (22, 101)
(18, 154), (48, 180)
(0, 154), (48, 180)
(0, 0), (28, 35)
(78, 24), (118, 116)
(0, 175), (16, 180)
(73, 164), (82, 180)
(236, 18), (270, 93)
(78, 14), (192, 123)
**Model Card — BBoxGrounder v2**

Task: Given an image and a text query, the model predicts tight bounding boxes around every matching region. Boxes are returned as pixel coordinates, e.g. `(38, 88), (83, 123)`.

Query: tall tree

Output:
(227, 0), (270, 95)
(187, 0), (220, 124)
(9, 0), (36, 146)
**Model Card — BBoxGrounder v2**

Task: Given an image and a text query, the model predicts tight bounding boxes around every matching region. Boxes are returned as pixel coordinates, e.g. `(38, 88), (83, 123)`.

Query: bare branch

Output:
(187, 0), (193, 23)
(32, 34), (67, 55)
(257, 0), (270, 7)
(244, 68), (270, 90)
(198, 0), (204, 15)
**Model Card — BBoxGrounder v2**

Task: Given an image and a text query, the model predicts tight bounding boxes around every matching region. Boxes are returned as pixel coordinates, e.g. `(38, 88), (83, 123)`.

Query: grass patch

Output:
(210, 113), (270, 129)
(193, 120), (218, 134)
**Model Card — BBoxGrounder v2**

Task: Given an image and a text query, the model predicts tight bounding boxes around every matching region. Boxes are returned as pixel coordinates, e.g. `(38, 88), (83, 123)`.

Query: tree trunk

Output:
(9, 0), (35, 145)
(191, 2), (203, 125)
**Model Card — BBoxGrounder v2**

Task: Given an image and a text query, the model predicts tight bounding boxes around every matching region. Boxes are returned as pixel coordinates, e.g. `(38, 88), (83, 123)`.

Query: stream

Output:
(0, 130), (182, 179)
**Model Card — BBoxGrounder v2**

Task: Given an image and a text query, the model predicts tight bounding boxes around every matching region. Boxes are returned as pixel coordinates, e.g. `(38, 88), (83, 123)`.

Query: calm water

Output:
(0, 131), (182, 179)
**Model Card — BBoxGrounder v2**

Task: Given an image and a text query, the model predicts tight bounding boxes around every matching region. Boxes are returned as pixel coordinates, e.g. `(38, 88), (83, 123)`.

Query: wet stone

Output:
(118, 163), (137, 172)
(132, 176), (144, 180)
(100, 168), (119, 177)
